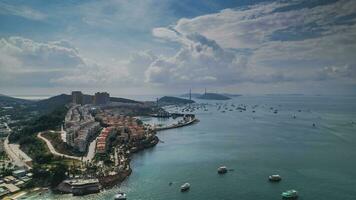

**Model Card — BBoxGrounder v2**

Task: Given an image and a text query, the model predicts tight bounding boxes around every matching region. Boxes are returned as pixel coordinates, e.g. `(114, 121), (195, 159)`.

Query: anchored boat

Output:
(281, 189), (298, 199)
(268, 174), (282, 182)
(180, 183), (190, 192)
(217, 166), (228, 174)
(114, 192), (127, 200)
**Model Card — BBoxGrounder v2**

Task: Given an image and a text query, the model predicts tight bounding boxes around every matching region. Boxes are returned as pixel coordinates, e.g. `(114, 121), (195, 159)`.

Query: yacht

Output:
(268, 174), (282, 182)
(114, 192), (127, 200)
(180, 183), (190, 192)
(281, 190), (298, 199)
(217, 166), (228, 174)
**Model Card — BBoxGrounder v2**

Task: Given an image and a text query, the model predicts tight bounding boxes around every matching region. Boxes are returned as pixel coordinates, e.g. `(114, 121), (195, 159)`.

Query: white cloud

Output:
(0, 37), (103, 87)
(2, 0), (356, 94)
(149, 0), (356, 88)
(145, 32), (250, 85)
(0, 37), (84, 72)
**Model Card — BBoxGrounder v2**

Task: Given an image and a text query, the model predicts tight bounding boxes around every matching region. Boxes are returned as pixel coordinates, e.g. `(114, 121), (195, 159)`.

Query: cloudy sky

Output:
(1, 0), (356, 96)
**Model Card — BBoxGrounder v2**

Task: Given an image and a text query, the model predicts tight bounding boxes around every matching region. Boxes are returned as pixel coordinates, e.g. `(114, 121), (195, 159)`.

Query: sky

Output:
(0, 0), (356, 96)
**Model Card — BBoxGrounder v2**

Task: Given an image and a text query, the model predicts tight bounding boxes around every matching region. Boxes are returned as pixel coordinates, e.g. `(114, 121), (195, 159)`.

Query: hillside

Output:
(34, 94), (141, 111)
(0, 93), (142, 114)
(197, 93), (231, 100)
(110, 96), (141, 104)
(0, 94), (33, 106)
(34, 94), (72, 112)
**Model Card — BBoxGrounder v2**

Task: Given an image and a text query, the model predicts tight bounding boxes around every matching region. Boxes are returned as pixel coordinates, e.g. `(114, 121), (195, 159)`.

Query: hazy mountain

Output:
(197, 93), (231, 100)
(180, 93), (201, 98)
(0, 94), (33, 105)
(158, 96), (195, 105)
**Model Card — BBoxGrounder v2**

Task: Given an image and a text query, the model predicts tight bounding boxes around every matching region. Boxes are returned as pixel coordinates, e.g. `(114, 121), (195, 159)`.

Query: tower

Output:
(93, 92), (110, 105)
(72, 91), (83, 105)
(189, 88), (191, 100)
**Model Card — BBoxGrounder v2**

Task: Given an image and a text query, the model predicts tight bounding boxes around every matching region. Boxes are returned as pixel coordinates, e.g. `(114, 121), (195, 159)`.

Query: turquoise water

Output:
(33, 95), (356, 200)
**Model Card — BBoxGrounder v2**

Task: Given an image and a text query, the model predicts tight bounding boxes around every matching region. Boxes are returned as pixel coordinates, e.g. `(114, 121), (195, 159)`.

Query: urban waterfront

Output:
(32, 95), (356, 200)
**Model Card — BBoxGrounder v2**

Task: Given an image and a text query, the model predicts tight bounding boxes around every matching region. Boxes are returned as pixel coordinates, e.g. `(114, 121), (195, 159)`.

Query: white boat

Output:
(217, 166), (228, 174)
(281, 189), (298, 199)
(180, 183), (190, 192)
(114, 192), (127, 200)
(268, 174), (282, 182)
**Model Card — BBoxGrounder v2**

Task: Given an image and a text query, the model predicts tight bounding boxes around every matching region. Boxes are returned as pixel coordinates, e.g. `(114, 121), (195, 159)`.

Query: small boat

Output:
(268, 174), (282, 182)
(114, 192), (127, 200)
(281, 190), (298, 199)
(180, 183), (190, 192)
(217, 166), (228, 174)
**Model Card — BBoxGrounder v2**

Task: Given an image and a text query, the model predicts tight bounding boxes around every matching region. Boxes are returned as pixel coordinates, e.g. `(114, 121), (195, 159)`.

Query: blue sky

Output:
(0, 0), (356, 96)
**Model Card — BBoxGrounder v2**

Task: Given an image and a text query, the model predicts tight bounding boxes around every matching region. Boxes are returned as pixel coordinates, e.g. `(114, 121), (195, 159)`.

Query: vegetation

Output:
(9, 106), (68, 158)
(31, 161), (69, 187)
(41, 131), (86, 157)
(6, 106), (69, 187)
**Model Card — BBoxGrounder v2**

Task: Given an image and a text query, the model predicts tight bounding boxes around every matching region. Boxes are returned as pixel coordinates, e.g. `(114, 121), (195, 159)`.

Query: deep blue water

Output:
(34, 95), (356, 200)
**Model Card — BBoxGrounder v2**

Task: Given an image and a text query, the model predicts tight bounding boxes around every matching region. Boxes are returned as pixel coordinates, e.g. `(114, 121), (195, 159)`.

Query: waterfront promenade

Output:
(154, 118), (198, 131)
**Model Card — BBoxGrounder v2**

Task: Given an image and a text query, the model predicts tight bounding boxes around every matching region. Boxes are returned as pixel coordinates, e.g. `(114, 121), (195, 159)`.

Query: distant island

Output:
(197, 93), (231, 100)
(221, 93), (242, 98)
(158, 96), (195, 105)
(180, 93), (202, 98)
(180, 92), (240, 100)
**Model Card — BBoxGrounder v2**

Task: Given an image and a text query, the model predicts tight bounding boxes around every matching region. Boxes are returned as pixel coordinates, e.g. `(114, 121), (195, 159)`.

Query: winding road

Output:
(37, 132), (82, 161)
(37, 131), (97, 162)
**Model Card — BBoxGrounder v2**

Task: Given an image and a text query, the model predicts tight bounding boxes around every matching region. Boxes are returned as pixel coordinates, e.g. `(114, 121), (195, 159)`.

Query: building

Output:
(93, 92), (110, 105)
(65, 105), (101, 152)
(72, 91), (83, 105)
(12, 169), (26, 179)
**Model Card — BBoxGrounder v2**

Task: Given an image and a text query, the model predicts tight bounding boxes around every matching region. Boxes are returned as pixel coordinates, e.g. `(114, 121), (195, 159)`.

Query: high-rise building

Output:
(93, 92), (110, 105)
(72, 91), (83, 105)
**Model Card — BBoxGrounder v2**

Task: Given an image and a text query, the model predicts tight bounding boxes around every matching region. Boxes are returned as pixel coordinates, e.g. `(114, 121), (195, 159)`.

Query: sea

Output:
(29, 95), (356, 200)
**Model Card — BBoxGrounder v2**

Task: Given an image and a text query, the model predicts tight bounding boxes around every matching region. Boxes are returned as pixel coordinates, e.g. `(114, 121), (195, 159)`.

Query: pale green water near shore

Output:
(32, 95), (356, 200)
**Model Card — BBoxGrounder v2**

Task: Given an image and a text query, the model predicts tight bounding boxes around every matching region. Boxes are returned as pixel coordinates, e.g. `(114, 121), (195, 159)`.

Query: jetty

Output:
(154, 117), (198, 132)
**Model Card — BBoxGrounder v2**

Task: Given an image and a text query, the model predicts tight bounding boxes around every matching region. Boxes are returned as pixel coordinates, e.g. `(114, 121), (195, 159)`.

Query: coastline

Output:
(53, 115), (196, 196)
(7, 112), (198, 199)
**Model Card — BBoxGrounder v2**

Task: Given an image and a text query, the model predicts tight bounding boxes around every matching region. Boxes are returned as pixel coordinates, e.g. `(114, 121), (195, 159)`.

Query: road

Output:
(37, 132), (82, 161)
(3, 123), (32, 169)
(38, 131), (97, 162)
(84, 138), (97, 162)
